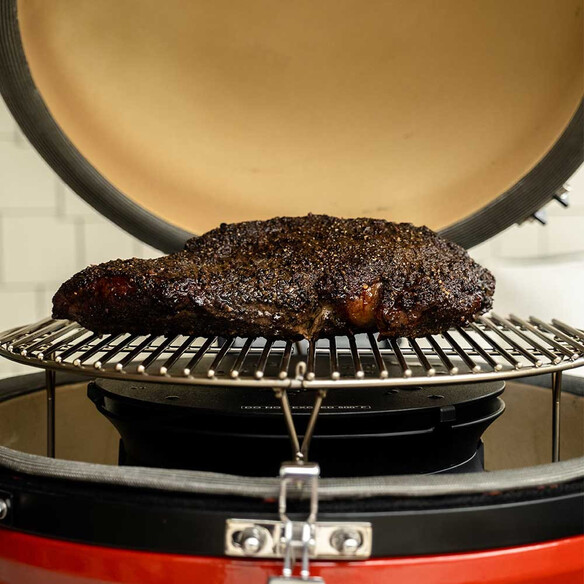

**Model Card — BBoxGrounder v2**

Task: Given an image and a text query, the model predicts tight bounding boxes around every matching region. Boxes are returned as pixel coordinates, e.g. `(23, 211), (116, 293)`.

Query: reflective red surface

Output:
(0, 529), (582, 584)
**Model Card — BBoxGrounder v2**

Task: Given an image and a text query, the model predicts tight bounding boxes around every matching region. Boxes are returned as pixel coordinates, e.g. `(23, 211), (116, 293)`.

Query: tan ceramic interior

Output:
(1, 381), (582, 471)
(17, 0), (583, 235)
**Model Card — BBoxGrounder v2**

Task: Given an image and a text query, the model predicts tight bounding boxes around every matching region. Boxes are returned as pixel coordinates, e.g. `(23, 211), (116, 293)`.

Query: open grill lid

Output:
(0, 0), (582, 252)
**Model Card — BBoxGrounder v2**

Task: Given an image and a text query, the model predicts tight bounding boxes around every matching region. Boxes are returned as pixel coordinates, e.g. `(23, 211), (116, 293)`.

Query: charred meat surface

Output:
(52, 215), (495, 339)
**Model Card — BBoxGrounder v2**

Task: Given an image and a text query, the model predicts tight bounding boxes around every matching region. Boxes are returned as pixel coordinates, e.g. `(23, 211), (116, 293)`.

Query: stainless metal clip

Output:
(270, 462), (323, 583)
(225, 461), (371, 580)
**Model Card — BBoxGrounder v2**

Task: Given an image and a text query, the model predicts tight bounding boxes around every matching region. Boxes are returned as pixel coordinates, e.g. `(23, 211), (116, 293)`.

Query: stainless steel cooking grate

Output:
(1, 313), (583, 388)
(1, 312), (583, 463)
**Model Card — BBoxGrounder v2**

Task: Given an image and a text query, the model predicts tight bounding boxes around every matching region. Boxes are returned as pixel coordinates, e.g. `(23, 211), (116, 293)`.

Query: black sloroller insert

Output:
(89, 377), (504, 477)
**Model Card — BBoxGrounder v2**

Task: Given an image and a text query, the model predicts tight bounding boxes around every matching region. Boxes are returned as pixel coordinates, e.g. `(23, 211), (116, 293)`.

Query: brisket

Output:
(52, 215), (495, 339)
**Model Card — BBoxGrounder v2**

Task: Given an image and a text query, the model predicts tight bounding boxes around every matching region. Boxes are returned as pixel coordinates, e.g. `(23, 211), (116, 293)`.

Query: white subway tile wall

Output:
(0, 97), (583, 378)
(0, 99), (161, 377)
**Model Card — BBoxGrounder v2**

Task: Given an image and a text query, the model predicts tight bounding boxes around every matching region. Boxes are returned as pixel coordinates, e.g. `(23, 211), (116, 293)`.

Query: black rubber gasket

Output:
(0, 0), (582, 252)
(0, 469), (580, 557)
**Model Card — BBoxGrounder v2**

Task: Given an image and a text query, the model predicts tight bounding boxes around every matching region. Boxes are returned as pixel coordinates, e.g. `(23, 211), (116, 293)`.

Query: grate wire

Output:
(0, 315), (582, 389)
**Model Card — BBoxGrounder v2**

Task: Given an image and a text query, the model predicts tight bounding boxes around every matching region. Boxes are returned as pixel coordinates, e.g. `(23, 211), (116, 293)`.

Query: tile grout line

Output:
(132, 237), (144, 258)
(537, 220), (548, 257)
(74, 217), (87, 268)
(0, 209), (69, 216)
(0, 282), (62, 293)
(54, 179), (66, 218)
(35, 284), (47, 320)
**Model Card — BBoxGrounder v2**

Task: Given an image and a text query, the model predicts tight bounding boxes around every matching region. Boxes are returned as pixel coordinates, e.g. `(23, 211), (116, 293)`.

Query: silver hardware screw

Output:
(242, 535), (261, 554)
(330, 528), (362, 555)
(236, 526), (268, 556)
(340, 536), (359, 554)
(0, 499), (8, 521)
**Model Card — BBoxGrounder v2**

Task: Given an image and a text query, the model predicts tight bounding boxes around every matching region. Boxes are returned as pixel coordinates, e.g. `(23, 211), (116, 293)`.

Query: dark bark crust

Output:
(53, 215), (495, 339)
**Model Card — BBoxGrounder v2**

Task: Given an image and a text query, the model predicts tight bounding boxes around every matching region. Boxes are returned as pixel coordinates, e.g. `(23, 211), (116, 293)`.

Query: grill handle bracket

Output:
(225, 461), (372, 581)
(278, 462), (320, 580)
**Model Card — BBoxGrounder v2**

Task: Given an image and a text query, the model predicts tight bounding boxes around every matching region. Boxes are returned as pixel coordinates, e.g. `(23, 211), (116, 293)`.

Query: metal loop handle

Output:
(278, 463), (320, 580)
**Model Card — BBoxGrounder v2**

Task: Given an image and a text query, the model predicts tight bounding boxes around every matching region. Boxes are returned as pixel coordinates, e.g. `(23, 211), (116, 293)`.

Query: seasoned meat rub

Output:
(52, 215), (495, 339)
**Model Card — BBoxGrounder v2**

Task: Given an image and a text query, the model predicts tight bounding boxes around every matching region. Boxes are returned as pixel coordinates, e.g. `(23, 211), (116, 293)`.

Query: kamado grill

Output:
(0, 0), (583, 582)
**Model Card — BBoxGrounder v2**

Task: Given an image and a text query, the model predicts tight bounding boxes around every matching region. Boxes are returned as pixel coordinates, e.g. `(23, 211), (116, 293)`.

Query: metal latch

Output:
(225, 462), (372, 582)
